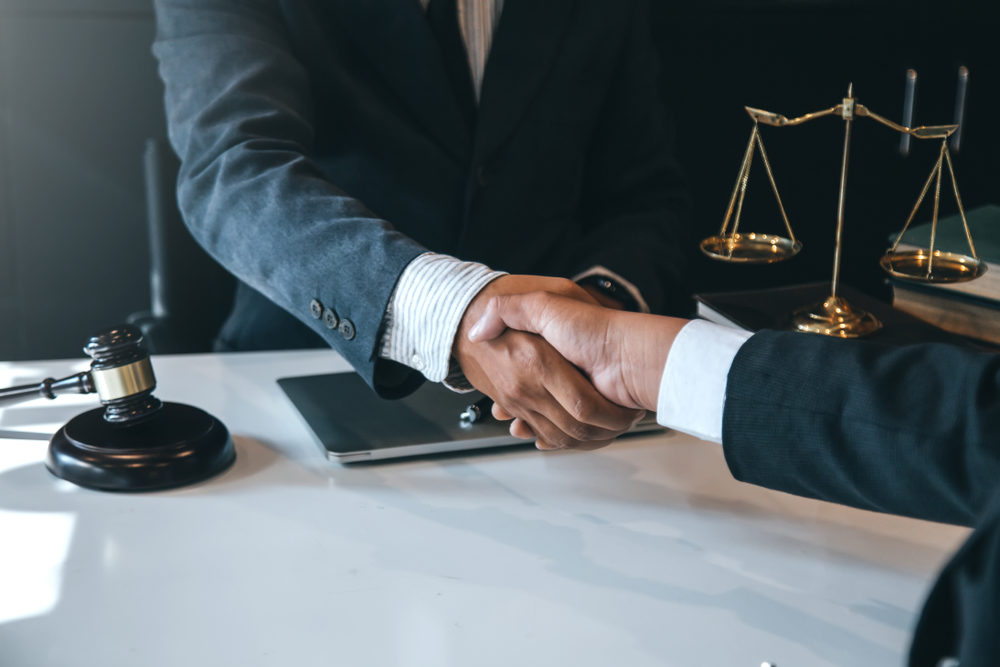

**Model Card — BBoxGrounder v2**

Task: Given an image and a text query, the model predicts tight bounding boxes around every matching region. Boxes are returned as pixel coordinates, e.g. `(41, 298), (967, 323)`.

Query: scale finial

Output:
(847, 82), (854, 98)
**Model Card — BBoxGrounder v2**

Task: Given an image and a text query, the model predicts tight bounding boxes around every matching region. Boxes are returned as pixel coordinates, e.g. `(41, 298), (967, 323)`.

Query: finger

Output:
(468, 292), (556, 342)
(490, 335), (634, 443)
(492, 402), (514, 421)
(504, 380), (628, 445)
(521, 410), (615, 451)
(509, 418), (535, 440)
(540, 355), (644, 432)
(467, 298), (508, 342)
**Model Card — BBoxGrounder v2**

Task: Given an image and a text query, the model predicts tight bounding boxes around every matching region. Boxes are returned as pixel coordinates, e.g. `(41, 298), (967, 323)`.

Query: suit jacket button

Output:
(339, 319), (356, 341)
(322, 307), (339, 330)
(309, 299), (323, 319)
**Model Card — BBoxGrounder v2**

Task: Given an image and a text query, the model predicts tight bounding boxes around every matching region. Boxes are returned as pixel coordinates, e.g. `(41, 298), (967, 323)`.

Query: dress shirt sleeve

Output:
(656, 320), (752, 442)
(381, 252), (506, 385)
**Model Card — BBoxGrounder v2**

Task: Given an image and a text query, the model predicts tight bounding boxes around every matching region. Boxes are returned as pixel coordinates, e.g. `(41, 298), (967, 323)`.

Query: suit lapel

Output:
(332, 0), (472, 163)
(475, 0), (575, 161)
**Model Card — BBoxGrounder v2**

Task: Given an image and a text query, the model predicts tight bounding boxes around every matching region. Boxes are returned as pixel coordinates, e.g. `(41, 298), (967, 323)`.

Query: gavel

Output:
(0, 325), (234, 492)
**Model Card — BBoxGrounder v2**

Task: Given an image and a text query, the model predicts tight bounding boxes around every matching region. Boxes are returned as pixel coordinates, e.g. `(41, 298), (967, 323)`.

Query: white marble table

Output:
(0, 350), (968, 666)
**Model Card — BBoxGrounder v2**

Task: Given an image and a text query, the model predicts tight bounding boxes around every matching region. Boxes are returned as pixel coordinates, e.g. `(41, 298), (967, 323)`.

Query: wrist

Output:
(382, 252), (504, 383)
(619, 314), (686, 411)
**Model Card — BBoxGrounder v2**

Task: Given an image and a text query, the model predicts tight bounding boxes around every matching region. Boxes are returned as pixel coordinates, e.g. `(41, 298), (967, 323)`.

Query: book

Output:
(890, 204), (1000, 276)
(891, 282), (1000, 345)
(888, 204), (1000, 344)
(695, 281), (986, 348)
(890, 204), (1000, 301)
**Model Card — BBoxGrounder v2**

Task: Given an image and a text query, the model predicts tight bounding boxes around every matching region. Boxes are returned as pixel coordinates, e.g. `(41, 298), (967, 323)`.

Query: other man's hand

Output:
(454, 276), (643, 450)
(468, 291), (689, 413)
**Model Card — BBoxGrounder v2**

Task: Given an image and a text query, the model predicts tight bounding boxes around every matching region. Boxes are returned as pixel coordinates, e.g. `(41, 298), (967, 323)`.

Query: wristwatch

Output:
(576, 274), (639, 311)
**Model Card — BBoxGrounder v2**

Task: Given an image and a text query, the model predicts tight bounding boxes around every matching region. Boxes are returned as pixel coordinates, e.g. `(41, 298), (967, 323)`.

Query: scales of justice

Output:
(700, 83), (984, 338)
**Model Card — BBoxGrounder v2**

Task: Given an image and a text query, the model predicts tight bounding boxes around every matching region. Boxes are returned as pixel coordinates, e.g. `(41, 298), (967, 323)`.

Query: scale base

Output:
(46, 401), (235, 492)
(790, 295), (882, 338)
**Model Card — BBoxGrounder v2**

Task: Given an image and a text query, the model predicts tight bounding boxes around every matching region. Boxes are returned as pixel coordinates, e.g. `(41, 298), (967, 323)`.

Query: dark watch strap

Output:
(576, 274), (640, 312)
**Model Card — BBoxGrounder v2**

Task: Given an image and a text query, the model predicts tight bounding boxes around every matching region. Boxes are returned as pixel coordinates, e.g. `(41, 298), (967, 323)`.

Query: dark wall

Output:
(0, 0), (995, 359)
(0, 0), (163, 360)
(652, 0), (999, 300)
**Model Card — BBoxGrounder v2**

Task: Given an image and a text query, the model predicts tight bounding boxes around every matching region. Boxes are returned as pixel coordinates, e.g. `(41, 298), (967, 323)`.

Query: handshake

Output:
(453, 276), (689, 450)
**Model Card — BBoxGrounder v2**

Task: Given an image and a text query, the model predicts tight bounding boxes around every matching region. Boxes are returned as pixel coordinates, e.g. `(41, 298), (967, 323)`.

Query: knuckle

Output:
(569, 396), (598, 423)
(567, 421), (598, 442)
(510, 345), (545, 379)
(494, 373), (527, 403)
(552, 431), (577, 449)
(507, 384), (531, 404)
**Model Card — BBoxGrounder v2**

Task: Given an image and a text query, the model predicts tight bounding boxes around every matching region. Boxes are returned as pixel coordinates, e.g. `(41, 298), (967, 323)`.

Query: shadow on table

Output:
(318, 440), (936, 663)
(0, 433), (943, 664)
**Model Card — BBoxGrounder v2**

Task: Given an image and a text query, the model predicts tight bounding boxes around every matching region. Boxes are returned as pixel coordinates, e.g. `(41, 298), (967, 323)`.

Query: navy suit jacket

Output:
(152, 0), (690, 396)
(724, 331), (1000, 665)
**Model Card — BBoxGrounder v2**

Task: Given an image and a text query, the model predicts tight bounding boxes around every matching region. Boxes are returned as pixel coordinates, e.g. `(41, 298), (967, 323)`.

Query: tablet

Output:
(278, 372), (662, 462)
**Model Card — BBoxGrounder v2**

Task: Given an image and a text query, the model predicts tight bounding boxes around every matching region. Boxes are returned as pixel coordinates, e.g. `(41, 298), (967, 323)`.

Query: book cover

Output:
(892, 284), (1000, 345)
(890, 204), (1000, 304)
(891, 204), (1000, 264)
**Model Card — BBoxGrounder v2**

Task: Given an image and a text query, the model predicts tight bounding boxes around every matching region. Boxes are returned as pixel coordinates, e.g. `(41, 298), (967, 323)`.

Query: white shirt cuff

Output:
(572, 265), (650, 313)
(380, 252), (506, 385)
(655, 319), (752, 443)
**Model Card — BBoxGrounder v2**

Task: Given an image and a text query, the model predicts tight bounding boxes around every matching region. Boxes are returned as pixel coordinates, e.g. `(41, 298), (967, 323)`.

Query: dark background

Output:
(652, 0), (999, 300)
(0, 0), (995, 360)
(0, 0), (164, 360)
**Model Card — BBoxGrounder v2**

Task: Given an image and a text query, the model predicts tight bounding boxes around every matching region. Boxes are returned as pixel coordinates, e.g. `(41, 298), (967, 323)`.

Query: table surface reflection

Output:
(0, 350), (968, 667)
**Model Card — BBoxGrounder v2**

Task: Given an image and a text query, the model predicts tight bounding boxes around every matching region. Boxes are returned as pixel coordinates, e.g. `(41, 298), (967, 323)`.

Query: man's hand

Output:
(454, 276), (643, 450)
(467, 291), (689, 413)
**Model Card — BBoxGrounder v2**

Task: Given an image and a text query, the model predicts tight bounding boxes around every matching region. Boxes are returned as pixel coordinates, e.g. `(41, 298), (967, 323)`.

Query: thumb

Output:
(467, 298), (508, 342)
(467, 293), (550, 343)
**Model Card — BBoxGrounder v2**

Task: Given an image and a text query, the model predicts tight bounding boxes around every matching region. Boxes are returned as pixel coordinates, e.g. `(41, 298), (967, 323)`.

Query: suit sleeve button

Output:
(338, 319), (356, 341)
(322, 307), (339, 330)
(309, 299), (323, 319)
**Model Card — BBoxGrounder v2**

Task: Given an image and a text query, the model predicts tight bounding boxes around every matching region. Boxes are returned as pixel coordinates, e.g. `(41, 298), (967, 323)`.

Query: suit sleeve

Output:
(723, 330), (1000, 527)
(570, 0), (692, 316)
(152, 0), (427, 394)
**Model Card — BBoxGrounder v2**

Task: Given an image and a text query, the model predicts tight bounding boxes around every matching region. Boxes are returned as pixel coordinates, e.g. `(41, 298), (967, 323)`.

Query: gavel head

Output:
(84, 325), (162, 424)
(45, 324), (233, 492)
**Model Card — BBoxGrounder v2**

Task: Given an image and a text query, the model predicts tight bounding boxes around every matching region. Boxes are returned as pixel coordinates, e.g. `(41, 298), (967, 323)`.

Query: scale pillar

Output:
(791, 84), (882, 338)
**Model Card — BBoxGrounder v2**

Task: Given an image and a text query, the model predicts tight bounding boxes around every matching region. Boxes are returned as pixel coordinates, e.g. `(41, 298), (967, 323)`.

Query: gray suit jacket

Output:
(153, 0), (690, 396)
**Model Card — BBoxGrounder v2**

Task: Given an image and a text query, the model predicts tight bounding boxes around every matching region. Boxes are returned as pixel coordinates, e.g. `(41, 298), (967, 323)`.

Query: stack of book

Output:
(695, 281), (971, 348)
(889, 205), (1000, 345)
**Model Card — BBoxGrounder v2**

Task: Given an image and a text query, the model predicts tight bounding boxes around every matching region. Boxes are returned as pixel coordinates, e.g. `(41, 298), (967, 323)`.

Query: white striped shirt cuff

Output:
(381, 252), (506, 386)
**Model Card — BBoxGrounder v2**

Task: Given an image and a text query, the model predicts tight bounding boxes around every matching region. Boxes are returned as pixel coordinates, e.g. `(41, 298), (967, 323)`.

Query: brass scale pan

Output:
(702, 100), (984, 285)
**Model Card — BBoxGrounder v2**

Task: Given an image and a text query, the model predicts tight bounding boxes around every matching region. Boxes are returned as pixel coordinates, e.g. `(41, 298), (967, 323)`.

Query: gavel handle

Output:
(0, 372), (95, 407)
